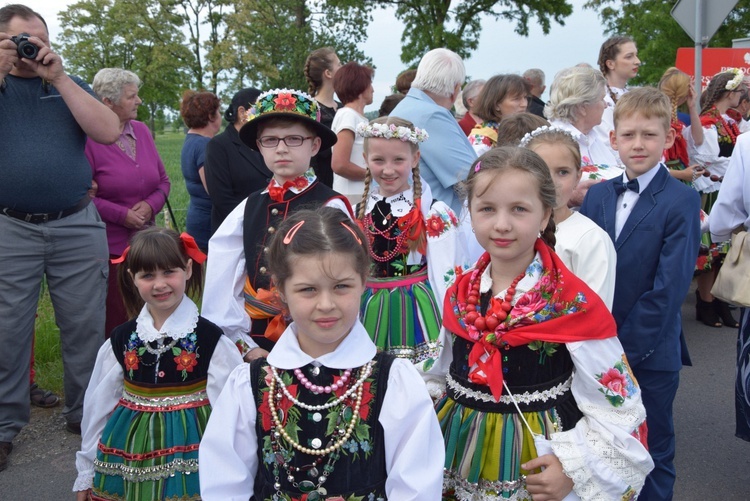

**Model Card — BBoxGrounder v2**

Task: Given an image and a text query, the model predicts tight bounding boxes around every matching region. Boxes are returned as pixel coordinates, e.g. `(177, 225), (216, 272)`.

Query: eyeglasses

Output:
(257, 135), (312, 148)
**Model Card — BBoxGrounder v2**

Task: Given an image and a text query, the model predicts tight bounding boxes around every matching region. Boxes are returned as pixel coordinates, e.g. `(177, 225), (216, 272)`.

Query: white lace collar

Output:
(135, 295), (199, 342)
(366, 181), (433, 219)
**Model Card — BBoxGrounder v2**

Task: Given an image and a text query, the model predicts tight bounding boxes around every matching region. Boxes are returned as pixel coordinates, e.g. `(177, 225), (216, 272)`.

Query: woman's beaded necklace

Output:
(267, 361), (374, 498)
(460, 256), (526, 336)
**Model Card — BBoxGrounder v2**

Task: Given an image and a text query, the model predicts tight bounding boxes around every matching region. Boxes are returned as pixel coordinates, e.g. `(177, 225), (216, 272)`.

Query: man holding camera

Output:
(0, 4), (119, 471)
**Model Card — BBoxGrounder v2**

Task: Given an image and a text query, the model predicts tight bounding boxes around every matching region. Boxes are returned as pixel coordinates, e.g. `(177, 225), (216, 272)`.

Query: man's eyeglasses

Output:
(257, 135), (312, 148)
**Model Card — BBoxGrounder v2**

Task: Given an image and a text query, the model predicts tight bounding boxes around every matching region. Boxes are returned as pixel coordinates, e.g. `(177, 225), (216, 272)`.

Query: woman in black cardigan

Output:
(205, 88), (272, 234)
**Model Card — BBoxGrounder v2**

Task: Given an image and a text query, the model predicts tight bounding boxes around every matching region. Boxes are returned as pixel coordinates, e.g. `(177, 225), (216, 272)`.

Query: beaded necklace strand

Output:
(267, 361), (375, 499)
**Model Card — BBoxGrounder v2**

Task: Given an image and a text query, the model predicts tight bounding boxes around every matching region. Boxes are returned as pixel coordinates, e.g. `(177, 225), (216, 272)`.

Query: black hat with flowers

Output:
(239, 88), (338, 151)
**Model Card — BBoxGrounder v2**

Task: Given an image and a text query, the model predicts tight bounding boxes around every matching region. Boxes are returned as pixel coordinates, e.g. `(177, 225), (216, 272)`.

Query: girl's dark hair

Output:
(395, 69), (417, 94)
(464, 147), (557, 248)
(304, 47), (336, 96)
(473, 74), (529, 123)
(267, 208), (370, 290)
(378, 93), (405, 117)
(597, 35), (635, 76)
(494, 112), (549, 147)
(117, 227), (204, 319)
(700, 71), (736, 115)
(180, 90), (220, 129)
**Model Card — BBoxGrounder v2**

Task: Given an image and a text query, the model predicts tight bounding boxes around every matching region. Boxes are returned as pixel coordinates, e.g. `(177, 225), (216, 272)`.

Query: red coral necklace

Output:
(460, 255), (526, 336)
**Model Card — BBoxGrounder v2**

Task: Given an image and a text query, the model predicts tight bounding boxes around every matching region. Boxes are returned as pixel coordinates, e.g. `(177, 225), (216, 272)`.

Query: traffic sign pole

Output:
(694, 0), (702, 101)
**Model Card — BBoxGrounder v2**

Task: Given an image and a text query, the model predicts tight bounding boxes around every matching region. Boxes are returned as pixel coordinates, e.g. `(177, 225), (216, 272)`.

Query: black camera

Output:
(10, 32), (39, 59)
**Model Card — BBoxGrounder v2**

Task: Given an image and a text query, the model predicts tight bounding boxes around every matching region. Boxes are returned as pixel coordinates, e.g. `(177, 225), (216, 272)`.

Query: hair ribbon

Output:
(180, 233), (207, 264)
(111, 247), (129, 264)
(474, 161), (482, 173)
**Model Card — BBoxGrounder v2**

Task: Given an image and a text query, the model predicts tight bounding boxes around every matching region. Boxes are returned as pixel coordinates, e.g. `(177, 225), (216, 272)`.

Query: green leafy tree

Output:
(584, 0), (750, 85)
(58, 0), (191, 134)
(372, 0), (574, 65)
(223, 0), (372, 92)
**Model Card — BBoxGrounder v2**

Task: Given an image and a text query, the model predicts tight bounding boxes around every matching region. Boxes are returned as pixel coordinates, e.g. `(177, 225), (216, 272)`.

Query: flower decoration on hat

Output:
(724, 68), (745, 91)
(356, 122), (429, 144)
(254, 88), (320, 121)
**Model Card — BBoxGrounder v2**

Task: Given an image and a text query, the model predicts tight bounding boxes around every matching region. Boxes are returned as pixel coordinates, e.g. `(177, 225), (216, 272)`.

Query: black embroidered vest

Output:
(242, 181), (343, 345)
(251, 352), (394, 500)
(110, 317), (222, 386)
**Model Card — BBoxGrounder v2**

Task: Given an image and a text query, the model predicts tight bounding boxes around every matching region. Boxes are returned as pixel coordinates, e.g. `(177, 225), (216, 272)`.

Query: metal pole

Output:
(694, 0), (703, 102)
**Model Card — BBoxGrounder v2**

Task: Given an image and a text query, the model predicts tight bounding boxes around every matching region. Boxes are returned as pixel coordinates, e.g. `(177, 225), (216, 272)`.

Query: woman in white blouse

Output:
(331, 61), (374, 202)
(545, 66), (624, 206)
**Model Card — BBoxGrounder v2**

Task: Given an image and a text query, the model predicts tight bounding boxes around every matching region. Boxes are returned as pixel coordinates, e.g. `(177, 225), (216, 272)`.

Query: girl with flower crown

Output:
(521, 126), (617, 310)
(685, 69), (746, 329)
(73, 227), (243, 500)
(356, 116), (460, 371)
(423, 147), (652, 500)
(199, 208), (444, 500)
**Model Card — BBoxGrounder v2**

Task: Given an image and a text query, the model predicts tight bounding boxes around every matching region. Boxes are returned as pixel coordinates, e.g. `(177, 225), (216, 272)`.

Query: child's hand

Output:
(243, 347), (269, 362)
(75, 489), (92, 501)
(523, 454), (574, 501)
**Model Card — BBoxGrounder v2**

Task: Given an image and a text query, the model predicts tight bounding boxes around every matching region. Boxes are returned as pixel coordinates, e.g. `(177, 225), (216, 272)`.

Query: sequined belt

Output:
(94, 457), (199, 482)
(366, 266), (427, 289)
(446, 372), (573, 412)
(120, 388), (209, 412)
(444, 468), (530, 498)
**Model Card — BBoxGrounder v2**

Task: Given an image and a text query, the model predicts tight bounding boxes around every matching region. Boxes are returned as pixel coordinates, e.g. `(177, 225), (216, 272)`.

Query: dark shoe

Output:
(65, 421), (81, 435)
(30, 383), (60, 408)
(715, 299), (740, 328)
(0, 441), (12, 472)
(696, 290), (722, 327)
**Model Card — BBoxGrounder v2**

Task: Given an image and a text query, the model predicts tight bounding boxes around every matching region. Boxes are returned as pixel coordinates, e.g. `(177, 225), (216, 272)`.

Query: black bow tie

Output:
(613, 177), (639, 196)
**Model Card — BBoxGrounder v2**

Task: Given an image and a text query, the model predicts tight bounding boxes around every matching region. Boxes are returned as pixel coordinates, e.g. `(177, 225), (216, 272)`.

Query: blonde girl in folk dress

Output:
(424, 147), (653, 500)
(521, 126), (617, 310)
(356, 117), (460, 370)
(199, 208), (444, 500)
(73, 227), (243, 500)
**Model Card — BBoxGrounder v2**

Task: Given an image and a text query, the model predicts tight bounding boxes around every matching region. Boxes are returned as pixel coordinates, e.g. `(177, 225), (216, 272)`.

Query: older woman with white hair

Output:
(85, 68), (170, 337)
(546, 66), (624, 205)
(390, 48), (476, 214)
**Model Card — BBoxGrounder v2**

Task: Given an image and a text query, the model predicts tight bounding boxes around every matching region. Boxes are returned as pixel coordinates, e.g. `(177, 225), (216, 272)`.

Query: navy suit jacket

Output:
(580, 165), (701, 371)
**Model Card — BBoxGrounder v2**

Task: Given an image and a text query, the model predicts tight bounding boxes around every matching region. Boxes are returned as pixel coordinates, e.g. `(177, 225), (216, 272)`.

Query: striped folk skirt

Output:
(91, 379), (210, 501)
(361, 267), (441, 368)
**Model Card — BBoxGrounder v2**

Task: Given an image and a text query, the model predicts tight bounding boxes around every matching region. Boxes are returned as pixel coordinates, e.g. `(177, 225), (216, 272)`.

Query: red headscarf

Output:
(443, 239), (617, 400)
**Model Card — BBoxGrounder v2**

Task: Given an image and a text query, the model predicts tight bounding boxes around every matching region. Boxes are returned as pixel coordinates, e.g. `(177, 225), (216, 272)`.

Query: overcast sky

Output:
(20, 0), (609, 110)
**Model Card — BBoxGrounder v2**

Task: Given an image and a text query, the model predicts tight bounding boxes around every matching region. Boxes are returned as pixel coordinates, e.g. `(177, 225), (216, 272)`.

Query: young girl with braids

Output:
(593, 36), (640, 156)
(356, 116), (460, 370)
(687, 69), (746, 328)
(199, 208), (444, 500)
(305, 47), (341, 187)
(423, 147), (652, 500)
(74, 227), (243, 500)
(521, 126), (617, 310)
(658, 67), (706, 186)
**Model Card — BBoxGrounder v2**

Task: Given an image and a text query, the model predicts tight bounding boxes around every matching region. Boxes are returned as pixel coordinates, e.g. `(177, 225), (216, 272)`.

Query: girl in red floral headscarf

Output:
(356, 116), (461, 371)
(423, 147), (652, 500)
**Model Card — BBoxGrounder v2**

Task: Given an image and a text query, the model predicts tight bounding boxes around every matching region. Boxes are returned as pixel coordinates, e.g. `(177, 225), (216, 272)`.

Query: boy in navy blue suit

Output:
(580, 87), (701, 501)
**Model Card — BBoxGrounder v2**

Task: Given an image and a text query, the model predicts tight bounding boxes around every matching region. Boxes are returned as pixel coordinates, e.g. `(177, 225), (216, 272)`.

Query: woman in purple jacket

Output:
(85, 68), (170, 337)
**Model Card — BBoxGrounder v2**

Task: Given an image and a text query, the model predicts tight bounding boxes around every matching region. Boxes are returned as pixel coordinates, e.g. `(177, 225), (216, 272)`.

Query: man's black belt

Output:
(1, 197), (91, 224)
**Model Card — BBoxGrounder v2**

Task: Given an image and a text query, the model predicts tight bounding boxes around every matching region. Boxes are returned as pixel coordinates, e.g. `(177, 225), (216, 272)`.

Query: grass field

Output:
(34, 131), (190, 395)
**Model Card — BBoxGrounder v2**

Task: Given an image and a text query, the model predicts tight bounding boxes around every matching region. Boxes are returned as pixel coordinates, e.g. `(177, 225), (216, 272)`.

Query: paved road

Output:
(0, 285), (747, 499)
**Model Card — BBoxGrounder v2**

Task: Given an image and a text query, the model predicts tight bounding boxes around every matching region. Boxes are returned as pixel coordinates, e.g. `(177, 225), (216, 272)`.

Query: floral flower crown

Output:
(356, 122), (429, 144)
(518, 125), (577, 147)
(245, 88), (320, 123)
(724, 68), (745, 91)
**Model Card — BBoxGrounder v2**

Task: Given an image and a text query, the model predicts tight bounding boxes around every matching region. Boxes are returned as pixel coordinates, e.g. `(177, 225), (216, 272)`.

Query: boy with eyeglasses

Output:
(202, 89), (352, 360)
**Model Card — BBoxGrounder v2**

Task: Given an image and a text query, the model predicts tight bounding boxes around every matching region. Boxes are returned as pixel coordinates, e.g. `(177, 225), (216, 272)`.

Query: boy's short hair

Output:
(613, 87), (671, 132)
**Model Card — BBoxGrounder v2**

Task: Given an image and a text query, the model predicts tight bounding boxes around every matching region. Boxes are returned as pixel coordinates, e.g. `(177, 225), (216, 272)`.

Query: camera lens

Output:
(17, 41), (38, 59)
